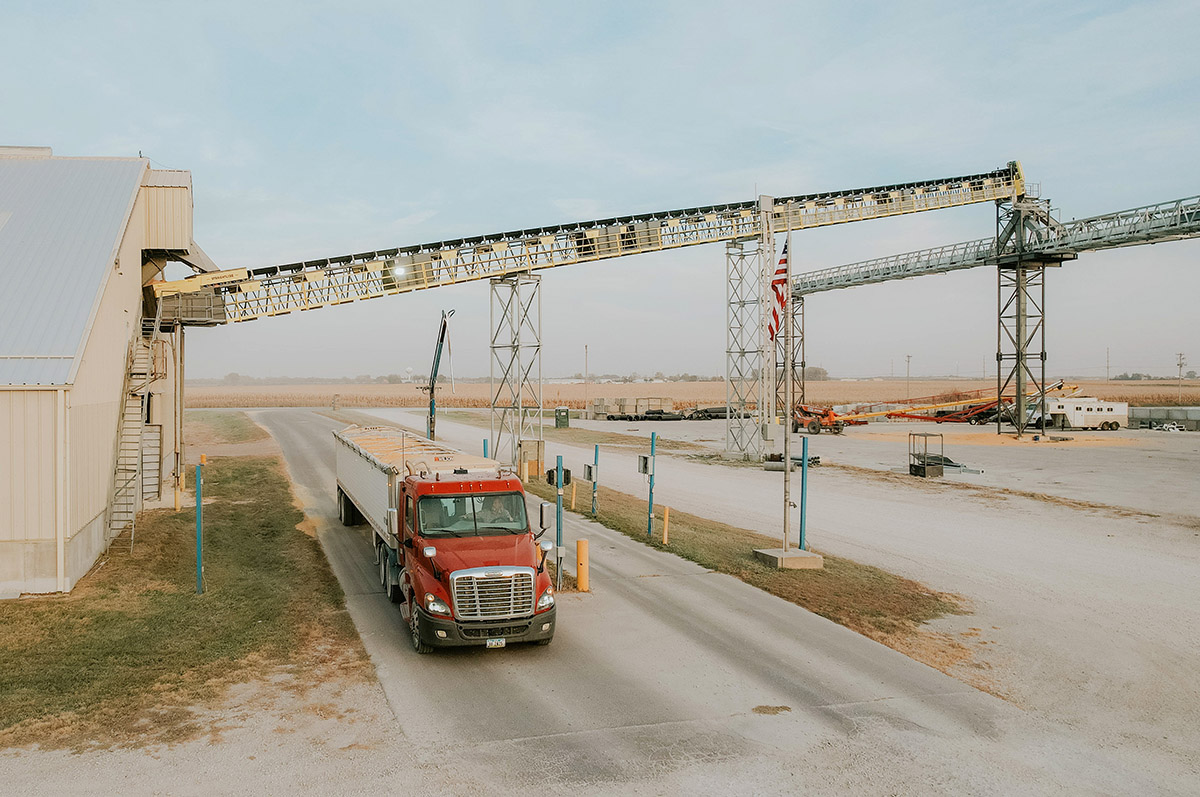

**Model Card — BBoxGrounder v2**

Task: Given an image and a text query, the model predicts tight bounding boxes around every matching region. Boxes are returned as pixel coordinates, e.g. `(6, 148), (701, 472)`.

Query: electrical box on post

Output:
(583, 464), (595, 482)
(637, 455), (653, 475)
(546, 468), (571, 486)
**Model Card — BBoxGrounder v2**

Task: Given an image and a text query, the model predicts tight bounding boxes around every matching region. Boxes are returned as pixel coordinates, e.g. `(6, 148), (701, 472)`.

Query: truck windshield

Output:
(417, 493), (528, 537)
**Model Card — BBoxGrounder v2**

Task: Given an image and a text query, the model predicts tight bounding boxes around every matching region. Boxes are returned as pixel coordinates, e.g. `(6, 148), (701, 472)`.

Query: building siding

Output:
(0, 389), (59, 594)
(143, 185), (191, 250)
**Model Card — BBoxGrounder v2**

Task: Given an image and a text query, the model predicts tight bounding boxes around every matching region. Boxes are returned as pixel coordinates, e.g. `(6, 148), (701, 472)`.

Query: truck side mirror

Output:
(539, 501), (553, 530)
(423, 546), (437, 558)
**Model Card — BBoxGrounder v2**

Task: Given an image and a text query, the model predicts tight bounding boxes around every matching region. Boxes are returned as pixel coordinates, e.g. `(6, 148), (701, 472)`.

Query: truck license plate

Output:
(486, 638), (506, 649)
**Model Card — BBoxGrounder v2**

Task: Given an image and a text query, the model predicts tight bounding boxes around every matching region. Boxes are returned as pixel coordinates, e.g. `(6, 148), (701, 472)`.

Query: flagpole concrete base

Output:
(753, 548), (824, 569)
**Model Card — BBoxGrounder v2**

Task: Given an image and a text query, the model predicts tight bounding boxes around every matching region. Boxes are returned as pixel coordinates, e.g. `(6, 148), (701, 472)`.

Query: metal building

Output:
(0, 146), (208, 595)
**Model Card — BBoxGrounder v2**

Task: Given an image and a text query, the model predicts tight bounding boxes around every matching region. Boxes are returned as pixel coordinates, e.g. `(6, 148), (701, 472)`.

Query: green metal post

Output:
(591, 444), (599, 516)
(555, 456), (564, 591)
(646, 432), (656, 537)
(195, 462), (203, 594)
(799, 436), (808, 551)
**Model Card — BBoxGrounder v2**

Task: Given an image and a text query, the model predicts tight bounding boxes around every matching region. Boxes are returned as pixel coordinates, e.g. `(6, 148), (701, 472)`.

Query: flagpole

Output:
(782, 228), (793, 552)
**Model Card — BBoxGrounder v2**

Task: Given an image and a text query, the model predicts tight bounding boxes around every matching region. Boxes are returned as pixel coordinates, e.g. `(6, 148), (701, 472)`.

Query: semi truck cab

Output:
(398, 474), (556, 653)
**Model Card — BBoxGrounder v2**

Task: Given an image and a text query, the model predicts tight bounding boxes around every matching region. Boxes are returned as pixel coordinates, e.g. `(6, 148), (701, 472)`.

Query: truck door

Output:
(402, 493), (415, 560)
(398, 490), (416, 603)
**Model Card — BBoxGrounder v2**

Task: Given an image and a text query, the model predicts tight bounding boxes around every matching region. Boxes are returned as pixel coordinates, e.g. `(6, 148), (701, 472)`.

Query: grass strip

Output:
(184, 409), (270, 445)
(0, 456), (365, 750)
(525, 478), (967, 652)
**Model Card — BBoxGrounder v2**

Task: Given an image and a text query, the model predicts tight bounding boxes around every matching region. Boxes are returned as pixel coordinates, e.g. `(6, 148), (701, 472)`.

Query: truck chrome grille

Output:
(451, 567), (536, 621)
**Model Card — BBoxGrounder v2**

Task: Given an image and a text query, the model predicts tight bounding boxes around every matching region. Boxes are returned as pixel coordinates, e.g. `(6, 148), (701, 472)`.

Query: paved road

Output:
(253, 409), (1153, 794)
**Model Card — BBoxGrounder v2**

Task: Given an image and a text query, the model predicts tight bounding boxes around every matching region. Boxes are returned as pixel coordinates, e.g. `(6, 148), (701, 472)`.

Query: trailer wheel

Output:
(806, 419), (821, 435)
(338, 489), (360, 526)
(792, 421), (800, 434)
(378, 552), (388, 589)
(832, 421), (845, 434)
(410, 606), (433, 654)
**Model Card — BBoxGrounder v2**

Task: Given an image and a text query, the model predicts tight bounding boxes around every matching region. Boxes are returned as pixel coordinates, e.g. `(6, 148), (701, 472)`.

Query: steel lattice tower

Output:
(490, 273), (543, 468)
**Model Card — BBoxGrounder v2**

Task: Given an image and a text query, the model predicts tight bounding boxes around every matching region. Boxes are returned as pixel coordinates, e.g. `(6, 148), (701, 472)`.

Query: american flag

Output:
(767, 241), (788, 342)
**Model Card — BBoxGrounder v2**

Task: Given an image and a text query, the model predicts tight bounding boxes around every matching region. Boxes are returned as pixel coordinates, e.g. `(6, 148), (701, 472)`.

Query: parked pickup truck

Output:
(334, 425), (557, 653)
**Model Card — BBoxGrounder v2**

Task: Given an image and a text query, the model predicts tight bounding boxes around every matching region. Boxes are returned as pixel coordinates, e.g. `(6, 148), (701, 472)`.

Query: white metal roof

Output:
(0, 151), (147, 386)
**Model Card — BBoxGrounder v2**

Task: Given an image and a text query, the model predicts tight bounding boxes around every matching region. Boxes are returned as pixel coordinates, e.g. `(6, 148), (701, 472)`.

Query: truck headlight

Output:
(425, 592), (451, 617)
(536, 588), (555, 611)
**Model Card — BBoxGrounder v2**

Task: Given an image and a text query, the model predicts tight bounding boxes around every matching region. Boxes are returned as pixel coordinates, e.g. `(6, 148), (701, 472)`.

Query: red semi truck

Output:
(334, 425), (556, 653)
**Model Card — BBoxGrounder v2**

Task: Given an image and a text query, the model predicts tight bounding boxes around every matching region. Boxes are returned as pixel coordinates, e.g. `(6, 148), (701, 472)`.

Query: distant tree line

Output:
(189, 367), (830, 386)
(1113, 371), (1196, 381)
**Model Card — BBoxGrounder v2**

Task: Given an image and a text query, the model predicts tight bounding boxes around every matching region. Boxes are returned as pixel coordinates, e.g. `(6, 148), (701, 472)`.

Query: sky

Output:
(3, 0), (1198, 380)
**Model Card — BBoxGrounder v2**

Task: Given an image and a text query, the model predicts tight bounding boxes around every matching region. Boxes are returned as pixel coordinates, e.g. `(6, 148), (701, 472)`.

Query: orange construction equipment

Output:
(791, 381), (1076, 434)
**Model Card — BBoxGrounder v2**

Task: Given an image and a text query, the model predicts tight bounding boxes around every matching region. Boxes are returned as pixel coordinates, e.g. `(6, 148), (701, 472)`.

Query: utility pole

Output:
(905, 354), (912, 402)
(1106, 347), (1110, 384)
(1178, 352), (1188, 406)
(584, 344), (589, 420)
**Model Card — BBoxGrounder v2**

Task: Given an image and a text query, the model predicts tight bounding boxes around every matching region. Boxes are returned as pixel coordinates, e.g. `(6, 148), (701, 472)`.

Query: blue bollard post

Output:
(646, 432), (656, 537)
(555, 456), (564, 591)
(591, 444), (599, 516)
(483, 438), (488, 458)
(195, 460), (203, 594)
(800, 436), (809, 551)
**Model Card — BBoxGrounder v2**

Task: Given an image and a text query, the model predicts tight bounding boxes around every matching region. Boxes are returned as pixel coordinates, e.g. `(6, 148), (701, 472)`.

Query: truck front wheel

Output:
(410, 608), (433, 654)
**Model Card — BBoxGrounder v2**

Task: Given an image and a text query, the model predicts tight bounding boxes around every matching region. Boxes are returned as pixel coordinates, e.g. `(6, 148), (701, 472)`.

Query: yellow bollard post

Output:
(571, 481), (577, 511)
(576, 539), (589, 592)
(662, 506), (670, 545)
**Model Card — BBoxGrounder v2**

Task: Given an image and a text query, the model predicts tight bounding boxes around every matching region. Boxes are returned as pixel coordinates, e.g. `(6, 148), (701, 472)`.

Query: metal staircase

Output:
(106, 312), (163, 550)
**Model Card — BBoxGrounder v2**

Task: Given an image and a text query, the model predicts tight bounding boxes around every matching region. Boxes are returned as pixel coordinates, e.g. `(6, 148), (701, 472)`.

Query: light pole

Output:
(584, 344), (589, 420)
(1178, 353), (1188, 406)
(905, 354), (912, 402)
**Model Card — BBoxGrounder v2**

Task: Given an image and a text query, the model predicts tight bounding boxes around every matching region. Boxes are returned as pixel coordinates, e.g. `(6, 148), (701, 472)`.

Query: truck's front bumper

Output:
(415, 606), (556, 648)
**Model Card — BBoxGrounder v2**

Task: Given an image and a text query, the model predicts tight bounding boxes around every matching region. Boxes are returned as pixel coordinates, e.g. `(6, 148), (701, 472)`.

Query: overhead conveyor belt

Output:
(793, 193), (1200, 296)
(155, 162), (1023, 324)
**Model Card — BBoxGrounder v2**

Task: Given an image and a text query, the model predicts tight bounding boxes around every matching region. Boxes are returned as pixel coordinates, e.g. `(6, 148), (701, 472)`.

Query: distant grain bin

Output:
(0, 146), (214, 595)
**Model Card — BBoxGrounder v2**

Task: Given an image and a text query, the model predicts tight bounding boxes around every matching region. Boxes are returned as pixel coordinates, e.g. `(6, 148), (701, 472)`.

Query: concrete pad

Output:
(753, 547), (824, 569)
